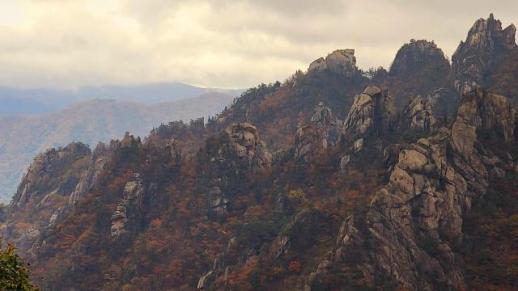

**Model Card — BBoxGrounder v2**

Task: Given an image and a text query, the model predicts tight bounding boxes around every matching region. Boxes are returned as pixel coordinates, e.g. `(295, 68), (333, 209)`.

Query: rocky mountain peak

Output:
(323, 89), (518, 290)
(388, 39), (451, 107)
(390, 39), (449, 77)
(452, 14), (517, 94)
(11, 143), (91, 208)
(308, 49), (358, 77)
(464, 13), (516, 51)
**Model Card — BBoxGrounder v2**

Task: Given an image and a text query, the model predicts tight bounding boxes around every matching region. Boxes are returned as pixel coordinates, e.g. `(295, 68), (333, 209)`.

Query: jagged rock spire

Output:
(452, 14), (517, 94)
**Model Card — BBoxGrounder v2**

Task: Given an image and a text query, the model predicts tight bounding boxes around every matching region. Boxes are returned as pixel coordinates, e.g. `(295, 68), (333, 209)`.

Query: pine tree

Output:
(0, 242), (37, 290)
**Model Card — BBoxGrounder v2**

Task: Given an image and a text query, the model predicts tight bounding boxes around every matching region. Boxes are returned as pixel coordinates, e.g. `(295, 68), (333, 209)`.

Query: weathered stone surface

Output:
(426, 88), (461, 124)
(203, 123), (272, 219)
(308, 49), (358, 77)
(224, 123), (272, 170)
(294, 102), (339, 162)
(111, 173), (144, 238)
(452, 14), (517, 94)
(11, 142), (91, 208)
(308, 57), (327, 72)
(399, 96), (438, 133)
(452, 89), (517, 160)
(319, 89), (518, 290)
(343, 86), (396, 142)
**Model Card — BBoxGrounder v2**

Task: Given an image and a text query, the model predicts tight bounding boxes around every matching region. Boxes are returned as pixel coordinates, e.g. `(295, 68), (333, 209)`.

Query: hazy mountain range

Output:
(0, 87), (238, 202)
(0, 82), (241, 116)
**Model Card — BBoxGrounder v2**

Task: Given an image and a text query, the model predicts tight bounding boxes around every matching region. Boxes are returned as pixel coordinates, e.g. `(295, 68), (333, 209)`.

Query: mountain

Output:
(1, 14), (517, 291)
(0, 82), (241, 116)
(387, 39), (451, 107)
(452, 13), (518, 101)
(0, 92), (235, 203)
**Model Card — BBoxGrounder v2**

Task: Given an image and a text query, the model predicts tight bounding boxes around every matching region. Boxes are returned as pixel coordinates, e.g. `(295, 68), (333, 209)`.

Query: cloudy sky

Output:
(0, 0), (516, 89)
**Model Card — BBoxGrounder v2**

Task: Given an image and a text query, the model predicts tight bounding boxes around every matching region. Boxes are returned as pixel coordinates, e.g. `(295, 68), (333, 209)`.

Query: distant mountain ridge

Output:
(0, 82), (241, 116)
(0, 92), (235, 202)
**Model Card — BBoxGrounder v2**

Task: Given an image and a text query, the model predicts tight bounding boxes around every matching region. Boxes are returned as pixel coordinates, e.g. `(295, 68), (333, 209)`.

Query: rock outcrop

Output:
(452, 89), (517, 155)
(338, 86), (396, 170)
(2, 143), (95, 256)
(452, 14), (517, 94)
(111, 173), (145, 238)
(426, 87), (461, 124)
(294, 102), (339, 162)
(390, 40), (450, 78)
(308, 49), (359, 77)
(223, 123), (272, 171)
(11, 142), (92, 208)
(203, 123), (271, 218)
(399, 96), (438, 134)
(318, 89), (518, 290)
(343, 86), (396, 145)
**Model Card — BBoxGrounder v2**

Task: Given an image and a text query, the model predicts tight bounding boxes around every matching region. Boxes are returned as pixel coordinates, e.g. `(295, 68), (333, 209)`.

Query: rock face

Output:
(203, 123), (271, 218)
(426, 87), (461, 124)
(269, 209), (338, 260)
(224, 123), (272, 171)
(111, 173), (145, 238)
(321, 89), (518, 290)
(452, 89), (517, 156)
(399, 96), (438, 133)
(2, 135), (142, 253)
(68, 144), (109, 205)
(3, 143), (95, 255)
(343, 86), (396, 143)
(308, 49), (359, 77)
(11, 142), (92, 208)
(294, 102), (339, 162)
(452, 14), (517, 94)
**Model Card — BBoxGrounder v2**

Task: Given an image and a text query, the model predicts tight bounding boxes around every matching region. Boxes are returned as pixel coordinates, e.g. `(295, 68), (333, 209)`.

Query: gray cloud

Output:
(0, 0), (516, 89)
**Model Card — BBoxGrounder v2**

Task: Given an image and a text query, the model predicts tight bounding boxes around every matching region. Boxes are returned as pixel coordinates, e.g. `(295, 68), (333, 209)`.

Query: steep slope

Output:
(208, 49), (369, 151)
(314, 89), (518, 290)
(452, 13), (518, 99)
(7, 85), (516, 291)
(0, 92), (234, 202)
(388, 39), (451, 107)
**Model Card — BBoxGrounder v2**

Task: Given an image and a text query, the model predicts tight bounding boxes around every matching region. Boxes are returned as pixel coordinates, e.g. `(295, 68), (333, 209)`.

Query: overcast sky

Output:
(0, 0), (516, 89)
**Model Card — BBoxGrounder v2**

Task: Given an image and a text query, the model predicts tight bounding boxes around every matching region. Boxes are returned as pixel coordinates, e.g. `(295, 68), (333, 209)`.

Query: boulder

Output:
(308, 49), (358, 77)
